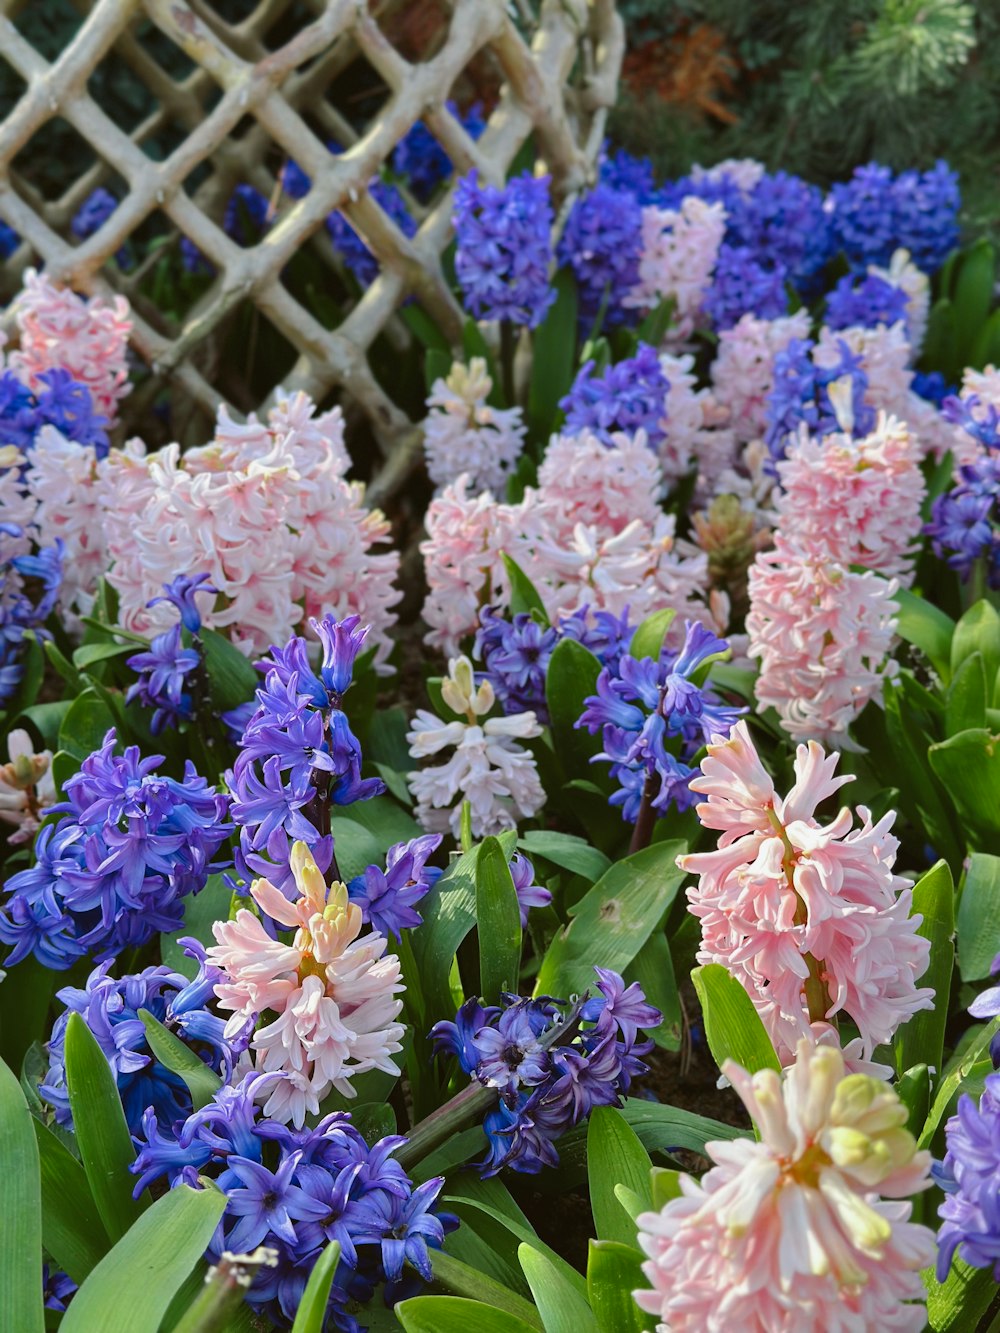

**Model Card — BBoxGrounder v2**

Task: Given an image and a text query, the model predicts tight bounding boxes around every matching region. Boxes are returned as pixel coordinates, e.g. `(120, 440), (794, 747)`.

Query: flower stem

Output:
(628, 771), (659, 855)
(499, 320), (516, 407)
(395, 1081), (494, 1170)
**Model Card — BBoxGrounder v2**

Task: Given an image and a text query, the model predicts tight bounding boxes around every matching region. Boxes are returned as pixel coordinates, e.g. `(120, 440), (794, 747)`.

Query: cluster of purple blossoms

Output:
(660, 169), (745, 218)
(127, 573), (217, 734)
(474, 604), (633, 721)
(828, 160), (960, 271)
(598, 145), (660, 205)
(577, 620), (744, 823)
(0, 729), (231, 967)
(0, 533), (63, 704)
(764, 336), (874, 459)
(227, 614), (384, 892)
(935, 1070), (1000, 1281)
(724, 171), (832, 291)
(557, 184), (643, 328)
(432, 967), (660, 1175)
(560, 343), (669, 449)
(224, 183), (271, 246)
(0, 366), (110, 455)
(453, 170), (555, 328)
(825, 271), (910, 332)
(346, 833), (444, 939)
(40, 941), (250, 1133)
(912, 369), (955, 407)
(926, 395), (1000, 585)
(71, 187), (132, 267)
(702, 244), (789, 330)
(392, 101), (486, 200)
(131, 1072), (456, 1333)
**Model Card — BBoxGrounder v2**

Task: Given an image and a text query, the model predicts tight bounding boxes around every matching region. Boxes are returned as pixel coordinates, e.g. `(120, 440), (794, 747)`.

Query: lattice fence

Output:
(0, 0), (623, 487)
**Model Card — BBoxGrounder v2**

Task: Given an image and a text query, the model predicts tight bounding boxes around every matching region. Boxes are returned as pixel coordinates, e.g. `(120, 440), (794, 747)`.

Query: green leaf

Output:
(892, 587), (954, 683)
(535, 842), (687, 998)
(691, 963), (780, 1076)
(650, 1167), (683, 1210)
(924, 1254), (998, 1331)
(586, 1241), (645, 1333)
(34, 1119), (109, 1284)
(0, 1056), (44, 1333)
(952, 239), (995, 367)
(884, 687), (963, 866)
(928, 728), (1000, 844)
(400, 303), (451, 354)
(896, 1065), (931, 1138)
(476, 835), (523, 1002)
(396, 1297), (540, 1333)
(425, 347), (454, 394)
(920, 1015), (1000, 1147)
(411, 832), (518, 1026)
(291, 1242), (342, 1333)
(517, 831), (610, 882)
(72, 641), (137, 671)
(922, 298), (958, 383)
(199, 628), (259, 712)
(349, 1102), (397, 1147)
(545, 637), (605, 780)
(16, 699), (73, 750)
(443, 1177), (535, 1298)
(58, 688), (117, 761)
(946, 652), (987, 735)
(951, 600), (1000, 698)
(138, 1010), (221, 1111)
(329, 817), (384, 881)
(502, 553), (549, 621)
(628, 608), (677, 663)
(958, 853), (1000, 981)
(588, 1108), (652, 1246)
(895, 861), (954, 1079)
(65, 1011), (148, 1243)
(44, 636), (82, 691)
(428, 1250), (544, 1328)
(527, 268), (579, 443)
(0, 954), (56, 1073)
(444, 1195), (587, 1298)
(61, 1184), (226, 1333)
(160, 873), (232, 978)
(625, 930), (681, 1051)
(971, 307), (1000, 372)
(518, 1243), (599, 1333)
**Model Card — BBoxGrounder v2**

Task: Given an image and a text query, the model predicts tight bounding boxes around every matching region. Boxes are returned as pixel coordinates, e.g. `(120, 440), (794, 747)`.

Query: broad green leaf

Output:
(411, 832), (518, 1026)
(951, 600), (1000, 698)
(199, 627), (259, 712)
(625, 930), (681, 1051)
(946, 652), (987, 735)
(334, 795), (424, 852)
(957, 853), (1000, 981)
(445, 1195), (587, 1298)
(502, 553), (550, 621)
(442, 1175), (536, 1299)
(160, 873), (232, 978)
(883, 686), (962, 867)
(329, 816), (383, 881)
(401, 303), (451, 354)
(924, 1253), (997, 1331)
(0, 1056), (44, 1333)
(72, 641), (137, 670)
(971, 306), (1000, 371)
(928, 728), (1000, 844)
(527, 267), (578, 442)
(58, 688), (116, 761)
(586, 1240), (645, 1333)
(349, 1102), (397, 1147)
(429, 1250), (543, 1328)
(477, 835), (523, 1002)
(535, 841), (686, 998)
(409, 1126), (488, 1184)
(139, 1009), (221, 1110)
(921, 298), (958, 383)
(895, 861), (954, 1079)
(952, 238), (995, 366)
(896, 1065), (931, 1139)
(396, 1297), (540, 1333)
(544, 637), (606, 782)
(16, 699), (73, 750)
(588, 1108), (652, 1245)
(920, 1015), (1000, 1148)
(519, 1243), (599, 1333)
(61, 1184), (226, 1333)
(691, 963), (780, 1076)
(892, 587), (954, 684)
(424, 347), (453, 393)
(65, 1011), (148, 1242)
(650, 1167), (683, 1209)
(628, 608), (676, 663)
(34, 1119), (109, 1284)
(517, 830), (610, 881)
(0, 954), (56, 1073)
(291, 1242), (342, 1333)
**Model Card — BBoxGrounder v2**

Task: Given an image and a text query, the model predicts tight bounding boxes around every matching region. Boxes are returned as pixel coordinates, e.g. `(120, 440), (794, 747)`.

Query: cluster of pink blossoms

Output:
(421, 430), (712, 654)
(207, 841), (405, 1127)
(102, 393), (400, 662)
(710, 310), (813, 443)
(635, 1040), (935, 1332)
(422, 357), (526, 493)
(6, 268), (131, 421)
(625, 195), (727, 339)
(680, 722), (933, 1066)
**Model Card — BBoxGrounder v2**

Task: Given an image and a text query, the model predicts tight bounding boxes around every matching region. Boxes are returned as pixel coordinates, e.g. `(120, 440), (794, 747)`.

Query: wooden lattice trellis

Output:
(0, 0), (623, 491)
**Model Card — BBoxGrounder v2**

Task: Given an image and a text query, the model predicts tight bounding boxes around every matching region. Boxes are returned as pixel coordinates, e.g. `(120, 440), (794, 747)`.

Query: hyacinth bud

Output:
(693, 494), (769, 597)
(442, 654), (494, 718)
(445, 357), (493, 416)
